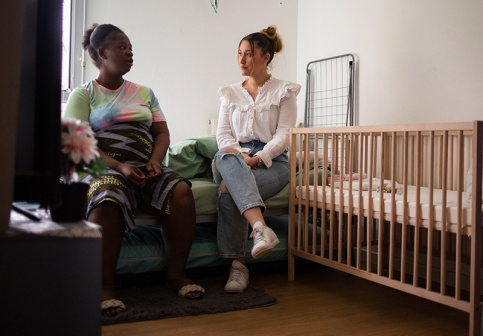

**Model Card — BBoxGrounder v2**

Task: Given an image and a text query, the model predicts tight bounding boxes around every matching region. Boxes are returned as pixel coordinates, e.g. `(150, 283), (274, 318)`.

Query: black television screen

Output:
(13, 0), (63, 208)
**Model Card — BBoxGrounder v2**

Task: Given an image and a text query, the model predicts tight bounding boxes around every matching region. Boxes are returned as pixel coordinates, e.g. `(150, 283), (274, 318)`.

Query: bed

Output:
(117, 135), (291, 274)
(288, 121), (483, 335)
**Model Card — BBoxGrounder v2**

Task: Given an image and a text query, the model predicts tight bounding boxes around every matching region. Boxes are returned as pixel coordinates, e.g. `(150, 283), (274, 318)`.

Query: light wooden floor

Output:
(102, 261), (468, 336)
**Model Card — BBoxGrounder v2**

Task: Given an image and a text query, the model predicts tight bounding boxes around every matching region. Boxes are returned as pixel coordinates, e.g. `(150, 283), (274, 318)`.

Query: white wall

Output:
(297, 0), (483, 126)
(84, 0), (298, 144)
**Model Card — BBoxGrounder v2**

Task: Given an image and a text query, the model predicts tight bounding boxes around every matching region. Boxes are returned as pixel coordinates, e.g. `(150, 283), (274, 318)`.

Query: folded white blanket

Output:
(333, 178), (403, 194)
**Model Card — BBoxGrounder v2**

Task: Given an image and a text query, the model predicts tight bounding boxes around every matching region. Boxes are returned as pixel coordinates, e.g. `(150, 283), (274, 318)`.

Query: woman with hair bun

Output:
(64, 23), (204, 315)
(213, 25), (301, 292)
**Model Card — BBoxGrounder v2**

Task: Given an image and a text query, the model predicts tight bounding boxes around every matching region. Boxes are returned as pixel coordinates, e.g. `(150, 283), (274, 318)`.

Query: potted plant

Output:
(50, 118), (106, 222)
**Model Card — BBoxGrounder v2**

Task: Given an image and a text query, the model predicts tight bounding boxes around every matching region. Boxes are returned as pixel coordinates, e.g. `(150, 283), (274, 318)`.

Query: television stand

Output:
(0, 211), (102, 336)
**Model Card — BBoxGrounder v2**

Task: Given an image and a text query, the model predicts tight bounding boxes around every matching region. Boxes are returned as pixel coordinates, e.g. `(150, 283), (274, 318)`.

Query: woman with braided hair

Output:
(213, 25), (301, 292)
(64, 23), (204, 315)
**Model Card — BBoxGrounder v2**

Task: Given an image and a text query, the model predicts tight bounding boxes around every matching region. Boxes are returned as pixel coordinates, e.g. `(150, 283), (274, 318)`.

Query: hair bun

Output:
(262, 25), (277, 38)
(82, 23), (99, 50)
(260, 25), (283, 53)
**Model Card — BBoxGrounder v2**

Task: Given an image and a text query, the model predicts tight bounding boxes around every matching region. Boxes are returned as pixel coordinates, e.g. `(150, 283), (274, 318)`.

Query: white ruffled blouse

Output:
(216, 77), (301, 168)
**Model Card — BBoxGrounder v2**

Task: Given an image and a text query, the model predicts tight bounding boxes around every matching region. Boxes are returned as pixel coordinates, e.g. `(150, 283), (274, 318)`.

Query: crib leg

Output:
(469, 303), (482, 336)
(288, 203), (296, 281)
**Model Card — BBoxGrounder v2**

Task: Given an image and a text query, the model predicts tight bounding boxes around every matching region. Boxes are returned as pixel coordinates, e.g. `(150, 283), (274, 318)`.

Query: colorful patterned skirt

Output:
(82, 122), (189, 231)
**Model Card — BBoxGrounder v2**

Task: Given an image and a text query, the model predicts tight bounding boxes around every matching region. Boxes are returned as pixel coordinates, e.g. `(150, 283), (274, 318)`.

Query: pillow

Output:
(163, 135), (218, 179)
(291, 151), (325, 169)
(193, 134), (219, 160)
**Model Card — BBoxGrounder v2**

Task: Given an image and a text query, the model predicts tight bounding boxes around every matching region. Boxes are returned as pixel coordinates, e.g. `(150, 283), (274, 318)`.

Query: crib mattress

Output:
(295, 184), (482, 233)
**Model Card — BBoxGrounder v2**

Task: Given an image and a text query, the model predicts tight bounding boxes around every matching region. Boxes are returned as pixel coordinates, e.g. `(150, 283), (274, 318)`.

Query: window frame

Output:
(61, 0), (85, 103)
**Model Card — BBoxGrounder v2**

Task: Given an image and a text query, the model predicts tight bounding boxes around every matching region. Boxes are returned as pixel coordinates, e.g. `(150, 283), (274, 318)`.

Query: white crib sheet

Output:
(295, 184), (481, 231)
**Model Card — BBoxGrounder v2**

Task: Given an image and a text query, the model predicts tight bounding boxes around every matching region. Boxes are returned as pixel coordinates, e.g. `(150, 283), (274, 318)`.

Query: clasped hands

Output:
(242, 152), (261, 170)
(118, 160), (163, 189)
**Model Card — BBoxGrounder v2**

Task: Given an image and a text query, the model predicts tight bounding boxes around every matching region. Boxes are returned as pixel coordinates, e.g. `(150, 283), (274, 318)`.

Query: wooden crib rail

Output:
(288, 121), (483, 336)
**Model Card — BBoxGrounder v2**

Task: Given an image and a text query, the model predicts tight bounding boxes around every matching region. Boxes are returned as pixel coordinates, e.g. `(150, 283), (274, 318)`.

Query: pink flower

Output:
(61, 118), (99, 165)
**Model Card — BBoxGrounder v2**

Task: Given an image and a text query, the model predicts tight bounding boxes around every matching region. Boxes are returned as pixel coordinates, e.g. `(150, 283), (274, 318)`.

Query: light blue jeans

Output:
(212, 141), (289, 258)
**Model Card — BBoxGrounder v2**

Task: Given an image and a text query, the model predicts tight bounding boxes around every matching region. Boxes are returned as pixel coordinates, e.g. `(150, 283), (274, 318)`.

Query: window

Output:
(61, 0), (71, 91)
(61, 0), (85, 102)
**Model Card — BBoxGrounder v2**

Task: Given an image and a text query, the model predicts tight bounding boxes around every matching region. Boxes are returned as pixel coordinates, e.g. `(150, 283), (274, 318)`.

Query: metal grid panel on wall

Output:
(304, 54), (356, 128)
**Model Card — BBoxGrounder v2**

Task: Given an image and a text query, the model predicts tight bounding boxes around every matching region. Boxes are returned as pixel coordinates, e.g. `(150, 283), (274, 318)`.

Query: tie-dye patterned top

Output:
(64, 79), (166, 131)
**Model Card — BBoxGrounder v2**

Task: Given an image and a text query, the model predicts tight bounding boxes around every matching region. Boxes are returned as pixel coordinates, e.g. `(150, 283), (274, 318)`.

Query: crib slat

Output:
(413, 131), (422, 286)
(288, 130), (296, 280)
(329, 133), (336, 261)
(303, 133), (311, 253)
(440, 131), (448, 295)
(455, 130), (464, 299)
(338, 134), (345, 264)
(321, 134), (328, 256)
(357, 132), (364, 269)
(334, 134), (339, 176)
(312, 133), (319, 256)
(296, 134), (303, 251)
(367, 133), (375, 273)
(364, 136), (368, 176)
(426, 131), (435, 290)
(438, 138), (443, 189)
(389, 132), (397, 280)
(401, 131), (409, 283)
(449, 135), (454, 189)
(347, 133), (355, 268)
(378, 133), (385, 276)
(373, 136), (378, 180)
(410, 136), (415, 185)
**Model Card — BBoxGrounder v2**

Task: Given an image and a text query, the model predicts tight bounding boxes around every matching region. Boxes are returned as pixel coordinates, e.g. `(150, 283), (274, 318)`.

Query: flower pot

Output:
(50, 182), (90, 222)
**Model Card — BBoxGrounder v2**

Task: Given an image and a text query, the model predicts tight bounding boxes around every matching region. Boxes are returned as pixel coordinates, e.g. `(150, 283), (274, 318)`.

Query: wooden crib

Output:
(288, 121), (483, 335)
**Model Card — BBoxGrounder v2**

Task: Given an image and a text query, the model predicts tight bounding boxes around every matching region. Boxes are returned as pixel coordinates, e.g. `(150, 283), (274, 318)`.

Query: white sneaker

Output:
(250, 221), (280, 259)
(224, 260), (249, 293)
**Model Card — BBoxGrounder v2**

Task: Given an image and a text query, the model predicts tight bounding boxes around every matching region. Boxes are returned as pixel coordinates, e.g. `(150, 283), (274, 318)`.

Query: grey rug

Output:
(102, 275), (277, 325)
